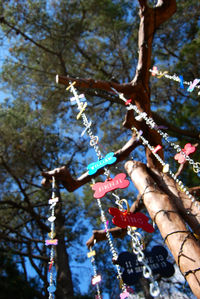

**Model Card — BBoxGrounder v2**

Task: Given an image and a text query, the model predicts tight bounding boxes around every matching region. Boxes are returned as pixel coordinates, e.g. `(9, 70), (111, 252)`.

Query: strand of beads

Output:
(113, 197), (160, 298)
(93, 180), (126, 292)
(111, 89), (200, 176)
(149, 67), (200, 95)
(87, 247), (102, 299)
(46, 176), (59, 298)
(67, 82), (126, 291)
(68, 82), (104, 160)
(132, 126), (200, 210)
(67, 82), (159, 295)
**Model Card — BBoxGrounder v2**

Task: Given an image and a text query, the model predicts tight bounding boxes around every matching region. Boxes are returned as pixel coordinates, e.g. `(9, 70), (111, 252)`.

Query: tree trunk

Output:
(55, 199), (74, 299)
(125, 160), (200, 298)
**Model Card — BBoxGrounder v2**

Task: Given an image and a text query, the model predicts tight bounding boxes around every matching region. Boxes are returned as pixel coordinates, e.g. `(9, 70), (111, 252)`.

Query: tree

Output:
(0, 0), (200, 298)
(0, 251), (40, 299)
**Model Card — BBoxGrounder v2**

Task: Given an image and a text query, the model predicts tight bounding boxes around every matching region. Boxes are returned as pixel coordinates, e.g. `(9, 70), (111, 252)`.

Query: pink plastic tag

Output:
(45, 239), (58, 246)
(152, 144), (162, 154)
(125, 99), (132, 105)
(174, 143), (196, 164)
(92, 173), (130, 198)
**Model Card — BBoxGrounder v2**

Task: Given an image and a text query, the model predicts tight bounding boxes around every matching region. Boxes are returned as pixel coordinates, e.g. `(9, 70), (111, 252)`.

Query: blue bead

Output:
(47, 285), (56, 293)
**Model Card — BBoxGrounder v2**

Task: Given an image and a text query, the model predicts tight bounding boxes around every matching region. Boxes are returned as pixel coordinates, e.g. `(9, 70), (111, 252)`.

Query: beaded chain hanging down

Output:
(112, 197), (160, 297)
(132, 126), (200, 213)
(46, 176), (59, 298)
(111, 89), (200, 210)
(149, 66), (200, 95)
(67, 82), (126, 296)
(87, 245), (102, 299)
(111, 88), (200, 175)
(67, 82), (160, 298)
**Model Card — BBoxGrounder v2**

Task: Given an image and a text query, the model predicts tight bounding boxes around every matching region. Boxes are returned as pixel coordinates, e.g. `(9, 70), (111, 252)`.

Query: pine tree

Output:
(0, 0), (200, 298)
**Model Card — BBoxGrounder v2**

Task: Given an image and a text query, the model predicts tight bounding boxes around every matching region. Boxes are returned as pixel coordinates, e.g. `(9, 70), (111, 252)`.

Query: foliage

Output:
(0, 252), (40, 299)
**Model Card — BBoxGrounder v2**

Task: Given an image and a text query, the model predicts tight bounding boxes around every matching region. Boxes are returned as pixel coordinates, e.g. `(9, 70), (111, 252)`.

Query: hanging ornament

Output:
(125, 99), (132, 105)
(132, 126), (200, 210)
(152, 144), (162, 154)
(149, 67), (200, 94)
(87, 247), (102, 298)
(187, 79), (200, 92)
(91, 275), (102, 285)
(174, 143), (196, 164)
(66, 83), (128, 292)
(127, 228), (160, 298)
(162, 163), (170, 173)
(47, 177), (58, 299)
(115, 246), (174, 285)
(92, 173), (130, 198)
(179, 75), (184, 89)
(108, 207), (154, 233)
(112, 199), (160, 297)
(120, 289), (134, 299)
(112, 87), (200, 176)
(67, 83), (161, 297)
(87, 152), (117, 175)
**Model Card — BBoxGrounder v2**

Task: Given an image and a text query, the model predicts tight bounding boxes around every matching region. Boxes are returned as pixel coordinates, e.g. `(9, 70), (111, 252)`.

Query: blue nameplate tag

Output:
(87, 152), (117, 175)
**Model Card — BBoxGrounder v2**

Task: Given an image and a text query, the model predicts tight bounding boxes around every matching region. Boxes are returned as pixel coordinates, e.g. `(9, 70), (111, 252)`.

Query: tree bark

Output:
(125, 160), (200, 298)
(55, 194), (74, 299)
(149, 167), (200, 235)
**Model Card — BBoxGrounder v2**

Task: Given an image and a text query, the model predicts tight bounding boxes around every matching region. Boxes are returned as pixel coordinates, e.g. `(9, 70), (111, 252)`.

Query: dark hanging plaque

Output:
(116, 246), (174, 285)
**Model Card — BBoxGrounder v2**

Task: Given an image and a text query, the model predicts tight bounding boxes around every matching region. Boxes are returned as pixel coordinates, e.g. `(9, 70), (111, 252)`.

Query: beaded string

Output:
(113, 197), (160, 297)
(111, 88), (200, 176)
(94, 189), (125, 290)
(66, 83), (200, 297)
(149, 67), (200, 95)
(46, 176), (58, 298)
(88, 246), (102, 298)
(66, 82), (127, 291)
(67, 82), (161, 296)
(132, 126), (200, 210)
(67, 82), (110, 177)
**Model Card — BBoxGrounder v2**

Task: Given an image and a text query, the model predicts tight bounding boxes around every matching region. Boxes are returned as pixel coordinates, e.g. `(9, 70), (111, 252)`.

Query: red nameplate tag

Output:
(92, 173), (130, 199)
(108, 207), (154, 233)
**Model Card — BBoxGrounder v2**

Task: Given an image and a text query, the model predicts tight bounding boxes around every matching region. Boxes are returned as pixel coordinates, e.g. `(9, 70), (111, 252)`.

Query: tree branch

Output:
(0, 157), (49, 232)
(41, 134), (140, 191)
(189, 186), (200, 198)
(0, 17), (59, 56)
(56, 74), (134, 95)
(138, 0), (148, 10)
(155, 0), (177, 28)
(53, 1), (177, 173)
(86, 227), (127, 248)
(0, 247), (48, 261)
(147, 166), (200, 236)
(152, 112), (200, 141)
(132, 0), (176, 86)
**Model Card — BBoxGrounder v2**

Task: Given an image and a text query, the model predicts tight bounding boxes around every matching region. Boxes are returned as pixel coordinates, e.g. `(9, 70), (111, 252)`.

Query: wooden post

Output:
(125, 160), (200, 298)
